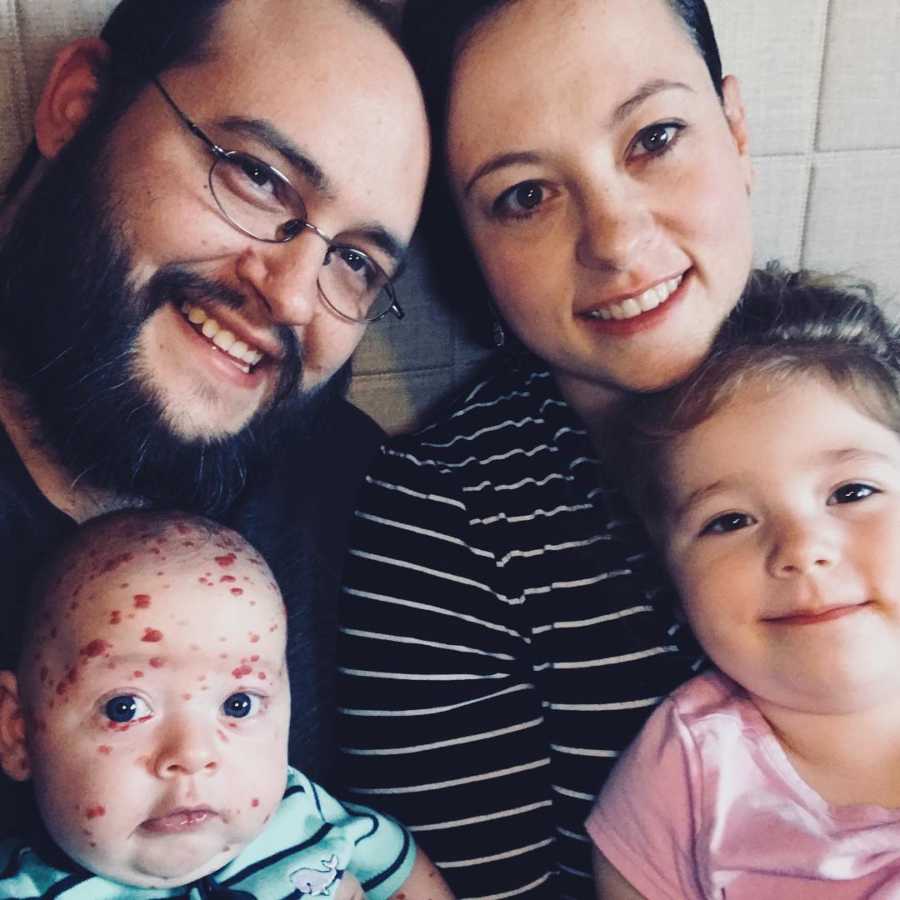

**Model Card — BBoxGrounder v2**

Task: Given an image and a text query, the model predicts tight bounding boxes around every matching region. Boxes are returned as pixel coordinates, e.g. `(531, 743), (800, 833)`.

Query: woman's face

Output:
(448, 0), (754, 411)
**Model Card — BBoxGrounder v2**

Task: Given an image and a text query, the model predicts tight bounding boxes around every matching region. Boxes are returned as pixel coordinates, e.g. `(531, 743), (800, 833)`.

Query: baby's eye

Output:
(222, 692), (261, 719)
(699, 511), (754, 536)
(104, 694), (150, 724)
(828, 482), (879, 505)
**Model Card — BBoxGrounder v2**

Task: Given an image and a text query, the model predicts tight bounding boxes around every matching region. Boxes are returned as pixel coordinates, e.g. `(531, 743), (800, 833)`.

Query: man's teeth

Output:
(180, 304), (264, 369)
(586, 274), (683, 321)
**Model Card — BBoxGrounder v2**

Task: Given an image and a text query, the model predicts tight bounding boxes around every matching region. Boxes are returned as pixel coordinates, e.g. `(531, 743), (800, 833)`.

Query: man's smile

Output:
(181, 304), (265, 375)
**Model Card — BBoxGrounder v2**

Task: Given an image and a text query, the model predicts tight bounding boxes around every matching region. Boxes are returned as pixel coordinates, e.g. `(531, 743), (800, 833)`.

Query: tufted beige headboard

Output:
(3, 0), (898, 434)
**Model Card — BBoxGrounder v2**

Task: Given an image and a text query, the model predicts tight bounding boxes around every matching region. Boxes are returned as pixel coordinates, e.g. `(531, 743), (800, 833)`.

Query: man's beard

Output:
(0, 116), (345, 516)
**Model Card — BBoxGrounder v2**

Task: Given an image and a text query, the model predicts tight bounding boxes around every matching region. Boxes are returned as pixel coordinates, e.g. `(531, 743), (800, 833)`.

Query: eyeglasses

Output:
(151, 78), (404, 324)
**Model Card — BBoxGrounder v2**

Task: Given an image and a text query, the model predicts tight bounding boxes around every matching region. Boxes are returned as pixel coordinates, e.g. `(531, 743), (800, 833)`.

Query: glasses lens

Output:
(320, 245), (396, 322)
(210, 152), (304, 241)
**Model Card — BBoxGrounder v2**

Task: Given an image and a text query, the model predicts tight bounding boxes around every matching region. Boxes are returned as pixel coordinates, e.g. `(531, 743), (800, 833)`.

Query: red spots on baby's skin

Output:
(98, 745), (112, 755)
(251, 798), (260, 808)
(133, 671), (144, 679)
(230, 588), (244, 597)
(249, 633), (260, 644)
(232, 664), (252, 678)
(220, 575), (236, 584)
(182, 693), (192, 701)
(85, 806), (106, 819)
(217, 729), (229, 743)
(40, 666), (49, 685)
(250, 655), (259, 663)
(109, 610), (122, 625)
(215, 553), (237, 568)
(149, 657), (164, 669)
(133, 594), (151, 609)
(258, 672), (267, 680)
(176, 523), (191, 535)
(81, 639), (110, 659)
(142, 628), (163, 643)
(100, 552), (134, 574)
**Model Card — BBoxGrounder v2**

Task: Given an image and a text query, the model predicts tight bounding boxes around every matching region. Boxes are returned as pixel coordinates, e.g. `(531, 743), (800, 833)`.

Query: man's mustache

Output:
(140, 265), (303, 408)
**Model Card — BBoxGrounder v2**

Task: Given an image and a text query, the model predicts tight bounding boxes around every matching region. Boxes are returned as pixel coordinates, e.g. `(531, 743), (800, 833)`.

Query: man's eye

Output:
(104, 694), (150, 724)
(829, 483), (879, 505)
(222, 692), (260, 719)
(493, 181), (546, 220)
(699, 512), (754, 536)
(631, 122), (684, 158)
(238, 157), (275, 189)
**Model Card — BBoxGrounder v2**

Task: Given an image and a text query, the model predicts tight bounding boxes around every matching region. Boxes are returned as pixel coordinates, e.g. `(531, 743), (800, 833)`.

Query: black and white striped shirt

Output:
(337, 358), (695, 900)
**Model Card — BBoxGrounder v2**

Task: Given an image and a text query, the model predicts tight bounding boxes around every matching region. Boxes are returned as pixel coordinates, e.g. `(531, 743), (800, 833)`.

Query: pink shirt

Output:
(586, 671), (900, 898)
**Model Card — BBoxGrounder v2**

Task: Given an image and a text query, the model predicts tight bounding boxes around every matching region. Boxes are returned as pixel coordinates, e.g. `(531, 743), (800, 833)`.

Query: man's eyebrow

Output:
(219, 117), (408, 268)
(219, 117), (335, 199)
(463, 80), (693, 197)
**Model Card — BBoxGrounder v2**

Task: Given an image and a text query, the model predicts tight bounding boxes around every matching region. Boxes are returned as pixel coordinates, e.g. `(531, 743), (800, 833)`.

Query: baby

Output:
(0, 510), (453, 899)
(588, 267), (900, 898)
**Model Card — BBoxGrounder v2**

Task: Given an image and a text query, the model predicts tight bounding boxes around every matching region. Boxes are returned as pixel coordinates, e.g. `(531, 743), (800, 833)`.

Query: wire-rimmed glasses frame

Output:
(150, 77), (404, 324)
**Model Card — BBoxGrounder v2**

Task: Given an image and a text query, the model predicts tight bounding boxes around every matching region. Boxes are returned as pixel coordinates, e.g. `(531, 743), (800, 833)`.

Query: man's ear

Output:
(721, 73), (753, 195)
(33, 38), (111, 160)
(0, 670), (31, 782)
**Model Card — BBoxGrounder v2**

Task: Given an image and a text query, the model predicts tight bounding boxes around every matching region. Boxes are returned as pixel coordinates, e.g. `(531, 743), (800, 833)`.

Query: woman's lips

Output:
(140, 807), (218, 834)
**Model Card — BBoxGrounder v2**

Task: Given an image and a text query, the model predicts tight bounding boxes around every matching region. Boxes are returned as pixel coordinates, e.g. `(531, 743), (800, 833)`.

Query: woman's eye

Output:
(222, 692), (260, 719)
(631, 122), (684, 159)
(103, 694), (150, 724)
(829, 483), (879, 505)
(699, 512), (754, 536)
(493, 181), (546, 220)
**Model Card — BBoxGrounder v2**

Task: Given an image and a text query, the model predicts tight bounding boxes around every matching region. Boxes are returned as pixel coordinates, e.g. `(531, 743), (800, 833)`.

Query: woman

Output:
(337, 1), (754, 897)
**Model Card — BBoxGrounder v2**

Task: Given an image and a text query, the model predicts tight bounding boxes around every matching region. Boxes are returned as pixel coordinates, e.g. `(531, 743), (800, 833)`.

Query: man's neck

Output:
(0, 377), (140, 523)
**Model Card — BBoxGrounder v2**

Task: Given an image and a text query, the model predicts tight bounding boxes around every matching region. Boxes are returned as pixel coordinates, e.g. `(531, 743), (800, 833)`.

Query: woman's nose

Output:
(575, 181), (656, 271)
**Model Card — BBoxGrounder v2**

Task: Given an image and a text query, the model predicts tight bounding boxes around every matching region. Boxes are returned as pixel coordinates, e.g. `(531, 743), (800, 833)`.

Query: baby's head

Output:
(608, 266), (900, 712)
(0, 510), (290, 888)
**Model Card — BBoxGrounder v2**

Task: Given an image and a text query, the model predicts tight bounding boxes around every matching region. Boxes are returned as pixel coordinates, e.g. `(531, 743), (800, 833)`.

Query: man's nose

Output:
(575, 180), (656, 272)
(766, 516), (838, 578)
(153, 718), (220, 778)
(235, 234), (324, 328)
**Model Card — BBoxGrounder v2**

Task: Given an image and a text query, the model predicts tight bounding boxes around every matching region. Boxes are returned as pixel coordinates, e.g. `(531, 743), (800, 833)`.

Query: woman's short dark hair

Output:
(604, 265), (900, 542)
(401, 0), (725, 344)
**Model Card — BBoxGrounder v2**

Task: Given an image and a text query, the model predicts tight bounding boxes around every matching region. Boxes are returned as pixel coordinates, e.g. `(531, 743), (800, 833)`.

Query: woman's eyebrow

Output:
(610, 79), (694, 126)
(464, 151), (542, 197)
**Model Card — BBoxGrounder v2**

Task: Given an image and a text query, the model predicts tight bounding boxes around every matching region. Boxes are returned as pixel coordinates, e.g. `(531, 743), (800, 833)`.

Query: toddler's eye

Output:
(829, 482), (879, 505)
(699, 511), (754, 536)
(223, 692), (259, 719)
(104, 694), (150, 723)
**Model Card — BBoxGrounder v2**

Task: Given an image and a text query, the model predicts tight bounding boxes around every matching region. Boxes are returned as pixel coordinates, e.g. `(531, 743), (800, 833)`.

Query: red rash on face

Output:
(230, 588), (244, 596)
(109, 610), (122, 625)
(80, 639), (110, 659)
(215, 553), (237, 568)
(232, 664), (253, 678)
(98, 745), (112, 755)
(258, 672), (267, 680)
(249, 633), (260, 643)
(40, 666), (49, 684)
(250, 655), (259, 663)
(133, 594), (151, 609)
(149, 657), (164, 669)
(251, 798), (260, 808)
(100, 552), (134, 574)
(142, 628), (163, 643)
(182, 693), (192, 701)
(85, 806), (106, 819)
(133, 671), (144, 678)
(220, 575), (236, 583)
(217, 729), (229, 743)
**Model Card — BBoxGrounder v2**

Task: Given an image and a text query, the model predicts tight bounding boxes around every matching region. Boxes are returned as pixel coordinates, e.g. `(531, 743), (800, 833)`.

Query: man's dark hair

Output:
(4, 0), (401, 198)
(603, 265), (900, 543)
(400, 0), (725, 345)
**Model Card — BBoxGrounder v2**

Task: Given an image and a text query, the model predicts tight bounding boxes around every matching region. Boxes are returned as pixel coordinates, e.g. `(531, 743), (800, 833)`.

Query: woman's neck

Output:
(552, 369), (626, 453)
(756, 692), (900, 808)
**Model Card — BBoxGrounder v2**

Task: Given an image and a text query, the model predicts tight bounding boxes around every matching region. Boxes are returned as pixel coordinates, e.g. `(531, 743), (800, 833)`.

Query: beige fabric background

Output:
(2, 0), (898, 434)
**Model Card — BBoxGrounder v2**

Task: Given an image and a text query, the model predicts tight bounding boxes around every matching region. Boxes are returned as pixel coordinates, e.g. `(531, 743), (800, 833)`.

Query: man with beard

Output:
(0, 0), (429, 836)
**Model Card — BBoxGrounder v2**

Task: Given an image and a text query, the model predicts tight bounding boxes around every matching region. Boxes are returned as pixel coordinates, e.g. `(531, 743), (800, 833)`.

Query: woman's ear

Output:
(721, 74), (753, 194)
(33, 38), (112, 160)
(0, 670), (31, 782)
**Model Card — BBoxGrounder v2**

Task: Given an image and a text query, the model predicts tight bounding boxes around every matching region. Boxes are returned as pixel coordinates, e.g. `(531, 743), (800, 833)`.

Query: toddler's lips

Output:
(140, 807), (218, 834)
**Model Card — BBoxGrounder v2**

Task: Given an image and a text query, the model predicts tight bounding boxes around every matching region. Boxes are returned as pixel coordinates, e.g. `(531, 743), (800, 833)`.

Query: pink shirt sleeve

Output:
(585, 696), (705, 899)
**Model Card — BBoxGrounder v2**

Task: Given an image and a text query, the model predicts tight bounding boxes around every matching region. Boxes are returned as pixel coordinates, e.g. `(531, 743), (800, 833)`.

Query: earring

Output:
(491, 316), (506, 349)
